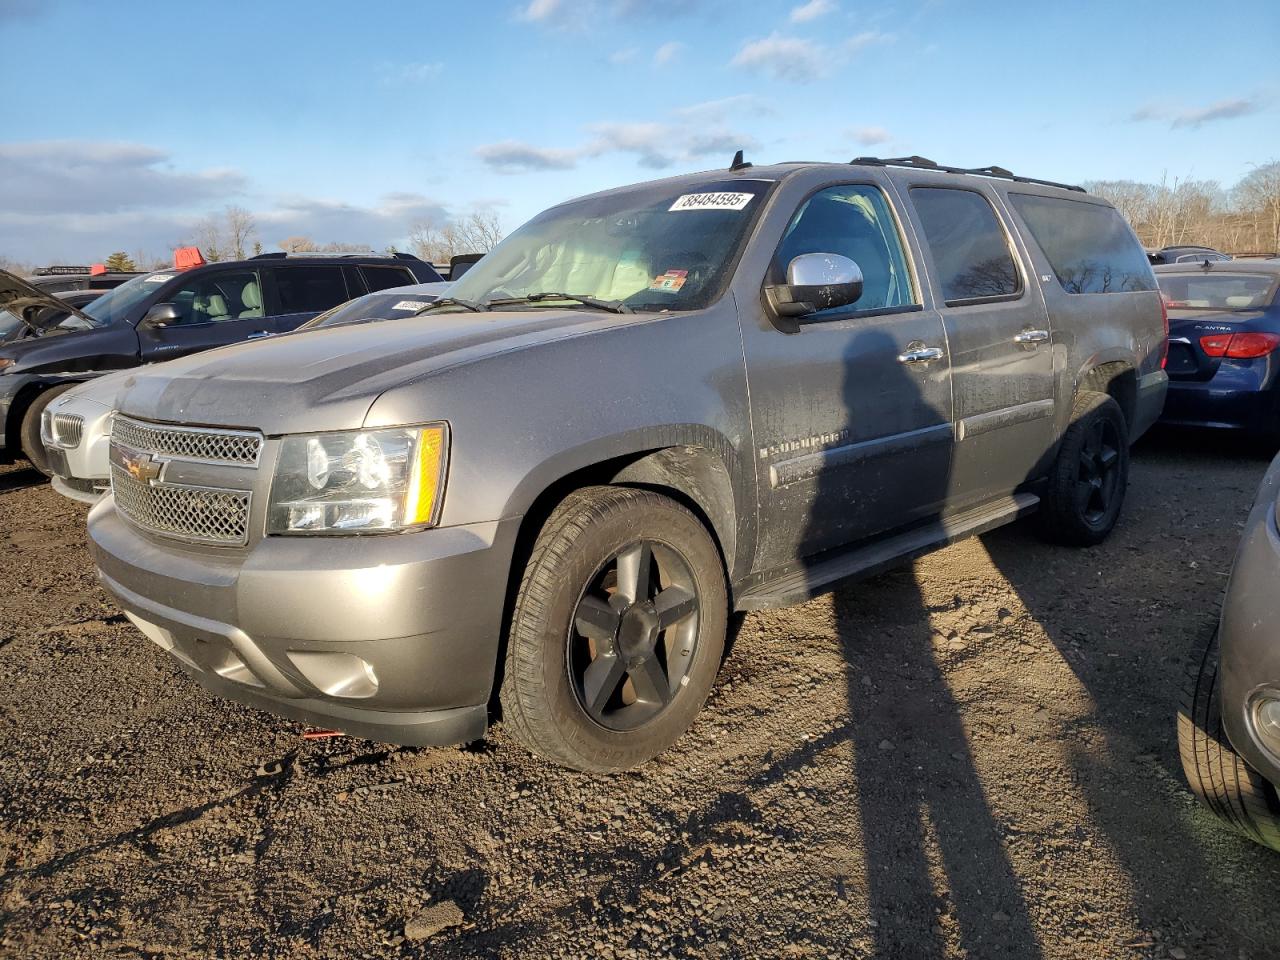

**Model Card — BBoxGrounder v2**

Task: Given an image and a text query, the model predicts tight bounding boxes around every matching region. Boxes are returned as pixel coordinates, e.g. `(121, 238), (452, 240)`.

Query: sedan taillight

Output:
(1199, 332), (1280, 359)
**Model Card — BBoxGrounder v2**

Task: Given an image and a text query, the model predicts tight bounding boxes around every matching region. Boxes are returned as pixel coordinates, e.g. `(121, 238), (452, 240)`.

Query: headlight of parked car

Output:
(266, 424), (448, 535)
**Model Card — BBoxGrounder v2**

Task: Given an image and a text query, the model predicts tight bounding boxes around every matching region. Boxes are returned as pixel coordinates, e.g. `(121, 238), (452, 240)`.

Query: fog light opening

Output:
(1254, 695), (1280, 755)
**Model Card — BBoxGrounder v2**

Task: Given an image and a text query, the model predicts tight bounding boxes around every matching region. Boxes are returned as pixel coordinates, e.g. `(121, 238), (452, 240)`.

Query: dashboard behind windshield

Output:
(447, 180), (777, 312)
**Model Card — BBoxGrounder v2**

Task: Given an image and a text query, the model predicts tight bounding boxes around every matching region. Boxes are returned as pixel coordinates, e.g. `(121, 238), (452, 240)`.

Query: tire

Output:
(499, 486), (727, 772)
(1038, 391), (1129, 546)
(1177, 630), (1280, 852)
(19, 383), (78, 478)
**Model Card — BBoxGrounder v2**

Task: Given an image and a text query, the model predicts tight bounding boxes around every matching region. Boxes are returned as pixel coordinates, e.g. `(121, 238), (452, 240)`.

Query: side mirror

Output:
(765, 253), (864, 319)
(141, 302), (182, 328)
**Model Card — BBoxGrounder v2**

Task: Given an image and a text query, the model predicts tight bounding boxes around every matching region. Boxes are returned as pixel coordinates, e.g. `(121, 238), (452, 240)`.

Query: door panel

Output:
(901, 184), (1055, 504)
(742, 182), (954, 569)
(137, 269), (271, 363)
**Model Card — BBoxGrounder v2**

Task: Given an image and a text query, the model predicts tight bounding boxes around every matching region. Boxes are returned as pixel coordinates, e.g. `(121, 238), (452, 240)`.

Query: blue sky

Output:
(1, 0), (1277, 262)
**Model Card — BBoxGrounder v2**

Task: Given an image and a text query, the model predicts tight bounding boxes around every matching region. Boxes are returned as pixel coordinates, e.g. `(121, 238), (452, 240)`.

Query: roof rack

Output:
(249, 250), (423, 261)
(849, 155), (1085, 193)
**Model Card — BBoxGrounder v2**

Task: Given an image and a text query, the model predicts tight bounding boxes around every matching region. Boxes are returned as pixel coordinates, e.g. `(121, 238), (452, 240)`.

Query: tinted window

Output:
(273, 266), (349, 313)
(361, 266), (415, 292)
(167, 270), (262, 325)
(1010, 194), (1156, 294)
(911, 188), (1020, 304)
(775, 184), (915, 314)
(1157, 273), (1276, 311)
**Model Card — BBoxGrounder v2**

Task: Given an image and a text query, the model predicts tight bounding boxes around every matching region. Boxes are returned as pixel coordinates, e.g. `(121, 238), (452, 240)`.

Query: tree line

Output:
(1085, 161), (1280, 254)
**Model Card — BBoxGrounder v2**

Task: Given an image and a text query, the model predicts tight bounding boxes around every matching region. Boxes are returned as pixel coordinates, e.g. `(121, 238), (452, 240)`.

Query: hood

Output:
(0, 269), (100, 344)
(116, 308), (641, 433)
(59, 368), (137, 409)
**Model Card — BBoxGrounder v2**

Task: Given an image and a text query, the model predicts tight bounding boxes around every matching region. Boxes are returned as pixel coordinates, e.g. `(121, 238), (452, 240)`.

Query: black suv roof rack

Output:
(849, 155), (1085, 193)
(249, 251), (423, 261)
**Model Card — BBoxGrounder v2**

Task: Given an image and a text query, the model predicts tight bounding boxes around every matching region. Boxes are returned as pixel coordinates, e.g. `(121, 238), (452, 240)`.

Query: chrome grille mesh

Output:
(111, 465), (251, 545)
(112, 416), (262, 465)
(51, 413), (84, 449)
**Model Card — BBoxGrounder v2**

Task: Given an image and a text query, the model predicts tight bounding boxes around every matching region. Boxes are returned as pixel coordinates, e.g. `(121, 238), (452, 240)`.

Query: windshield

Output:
(1158, 273), (1277, 312)
(79, 271), (173, 325)
(300, 290), (442, 330)
(446, 179), (776, 312)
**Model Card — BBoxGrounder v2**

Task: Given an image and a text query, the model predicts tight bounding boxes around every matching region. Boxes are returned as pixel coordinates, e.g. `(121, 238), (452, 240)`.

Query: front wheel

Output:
(1038, 391), (1129, 546)
(1177, 630), (1280, 852)
(499, 486), (727, 772)
(20, 383), (78, 478)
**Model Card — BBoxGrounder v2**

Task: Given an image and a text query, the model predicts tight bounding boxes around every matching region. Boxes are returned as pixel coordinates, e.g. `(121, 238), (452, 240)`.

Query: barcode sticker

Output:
(668, 192), (754, 212)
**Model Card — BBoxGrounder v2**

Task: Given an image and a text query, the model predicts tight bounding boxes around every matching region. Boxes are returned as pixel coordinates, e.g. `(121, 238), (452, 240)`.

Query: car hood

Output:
(116, 308), (643, 433)
(0, 269), (99, 343)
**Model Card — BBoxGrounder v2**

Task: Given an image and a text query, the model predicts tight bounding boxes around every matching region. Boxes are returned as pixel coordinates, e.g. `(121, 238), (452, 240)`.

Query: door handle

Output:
(246, 331), (272, 340)
(897, 346), (944, 364)
(1014, 329), (1050, 344)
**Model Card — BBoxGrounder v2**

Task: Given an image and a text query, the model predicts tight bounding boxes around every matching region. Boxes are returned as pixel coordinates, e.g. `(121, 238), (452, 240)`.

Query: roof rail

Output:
(849, 155), (1085, 193)
(249, 250), (418, 260)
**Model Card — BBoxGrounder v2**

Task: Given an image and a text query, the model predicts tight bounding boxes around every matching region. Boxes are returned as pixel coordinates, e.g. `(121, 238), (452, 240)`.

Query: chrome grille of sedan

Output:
(112, 415), (262, 465)
(110, 467), (251, 545)
(51, 413), (84, 449)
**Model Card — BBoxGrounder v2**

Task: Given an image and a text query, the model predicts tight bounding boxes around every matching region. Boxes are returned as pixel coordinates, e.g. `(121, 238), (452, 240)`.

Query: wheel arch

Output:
(1076, 356), (1138, 431)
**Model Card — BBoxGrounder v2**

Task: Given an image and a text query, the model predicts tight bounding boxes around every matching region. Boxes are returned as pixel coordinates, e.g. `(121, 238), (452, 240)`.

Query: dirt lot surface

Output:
(3, 432), (1280, 959)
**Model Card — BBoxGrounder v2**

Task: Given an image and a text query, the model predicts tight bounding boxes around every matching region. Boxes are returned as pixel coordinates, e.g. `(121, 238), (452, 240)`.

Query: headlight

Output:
(267, 424), (448, 535)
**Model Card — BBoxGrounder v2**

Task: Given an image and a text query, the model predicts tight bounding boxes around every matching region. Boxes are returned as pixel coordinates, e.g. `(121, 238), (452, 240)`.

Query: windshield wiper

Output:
(412, 296), (490, 315)
(485, 292), (633, 314)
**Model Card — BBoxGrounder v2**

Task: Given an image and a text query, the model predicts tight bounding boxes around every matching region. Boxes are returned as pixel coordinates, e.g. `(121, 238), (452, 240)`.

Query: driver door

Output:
(138, 269), (272, 363)
(740, 181), (955, 568)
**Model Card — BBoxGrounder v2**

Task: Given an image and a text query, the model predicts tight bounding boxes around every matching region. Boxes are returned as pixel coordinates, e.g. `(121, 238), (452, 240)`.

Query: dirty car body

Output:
(87, 161), (1167, 759)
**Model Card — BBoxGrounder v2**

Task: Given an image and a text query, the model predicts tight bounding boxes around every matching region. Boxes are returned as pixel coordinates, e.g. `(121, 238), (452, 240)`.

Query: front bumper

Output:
(88, 499), (521, 746)
(1219, 453), (1280, 786)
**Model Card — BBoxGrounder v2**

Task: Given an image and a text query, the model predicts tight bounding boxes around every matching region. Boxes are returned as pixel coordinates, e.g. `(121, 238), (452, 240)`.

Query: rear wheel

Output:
(19, 383), (78, 478)
(1038, 391), (1129, 546)
(1177, 630), (1280, 851)
(499, 486), (727, 772)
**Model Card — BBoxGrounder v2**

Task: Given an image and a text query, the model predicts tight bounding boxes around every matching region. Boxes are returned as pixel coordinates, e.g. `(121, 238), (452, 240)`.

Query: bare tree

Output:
(193, 216), (226, 261)
(279, 236), (317, 253)
(408, 209), (504, 264)
(224, 205), (257, 260)
(1236, 161), (1280, 254)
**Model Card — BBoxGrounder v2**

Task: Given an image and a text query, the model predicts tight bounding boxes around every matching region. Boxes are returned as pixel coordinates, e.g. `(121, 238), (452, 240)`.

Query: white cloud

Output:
(790, 0), (835, 23)
(731, 33), (826, 83)
(849, 126), (891, 146)
(653, 41), (682, 65)
(388, 61), (443, 83)
(609, 47), (638, 64)
(517, 0), (563, 21)
(847, 29), (892, 52)
(1129, 96), (1264, 130)
(0, 140), (245, 215)
(474, 110), (761, 174)
(474, 140), (581, 173)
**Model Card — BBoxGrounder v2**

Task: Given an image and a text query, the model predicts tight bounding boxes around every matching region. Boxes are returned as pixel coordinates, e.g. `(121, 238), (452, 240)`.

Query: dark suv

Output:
(0, 252), (440, 471)
(88, 157), (1166, 771)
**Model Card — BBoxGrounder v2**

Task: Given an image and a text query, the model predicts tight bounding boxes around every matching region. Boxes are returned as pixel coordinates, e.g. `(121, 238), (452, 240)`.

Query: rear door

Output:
(899, 182), (1055, 505)
(137, 268), (272, 363)
(262, 264), (354, 331)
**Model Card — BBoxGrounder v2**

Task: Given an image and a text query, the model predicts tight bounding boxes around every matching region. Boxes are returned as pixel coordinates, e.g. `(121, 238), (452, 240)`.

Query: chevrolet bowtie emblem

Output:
(112, 445), (164, 484)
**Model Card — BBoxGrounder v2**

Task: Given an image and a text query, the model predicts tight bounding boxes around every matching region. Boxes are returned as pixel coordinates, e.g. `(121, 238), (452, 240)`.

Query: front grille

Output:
(111, 465), (251, 545)
(112, 415), (262, 465)
(51, 413), (84, 449)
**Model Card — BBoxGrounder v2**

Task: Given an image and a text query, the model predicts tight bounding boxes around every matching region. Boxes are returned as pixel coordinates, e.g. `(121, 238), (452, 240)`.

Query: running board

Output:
(735, 492), (1040, 612)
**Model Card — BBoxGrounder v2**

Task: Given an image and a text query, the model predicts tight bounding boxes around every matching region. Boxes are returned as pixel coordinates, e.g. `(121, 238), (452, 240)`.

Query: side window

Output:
(1008, 194), (1156, 294)
(911, 188), (1021, 305)
(775, 184), (915, 314)
(361, 266), (414, 292)
(164, 270), (262, 325)
(272, 266), (350, 314)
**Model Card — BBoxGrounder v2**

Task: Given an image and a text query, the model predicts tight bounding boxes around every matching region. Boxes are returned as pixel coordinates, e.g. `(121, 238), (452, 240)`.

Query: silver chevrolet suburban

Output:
(88, 156), (1168, 771)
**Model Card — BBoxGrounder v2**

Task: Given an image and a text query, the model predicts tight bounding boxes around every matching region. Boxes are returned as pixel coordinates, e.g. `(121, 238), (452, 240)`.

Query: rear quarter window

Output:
(1009, 194), (1155, 294)
(361, 266), (416, 292)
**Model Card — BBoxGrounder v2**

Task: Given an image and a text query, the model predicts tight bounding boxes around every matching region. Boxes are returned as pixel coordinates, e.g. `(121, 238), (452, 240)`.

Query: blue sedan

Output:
(1157, 261), (1280, 438)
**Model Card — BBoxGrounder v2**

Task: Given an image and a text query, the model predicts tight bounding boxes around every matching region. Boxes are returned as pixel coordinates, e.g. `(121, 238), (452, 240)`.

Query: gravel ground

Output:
(2, 431), (1280, 959)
